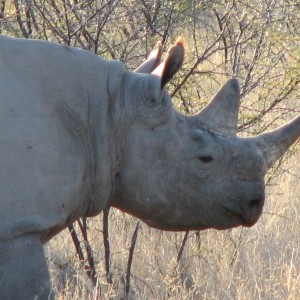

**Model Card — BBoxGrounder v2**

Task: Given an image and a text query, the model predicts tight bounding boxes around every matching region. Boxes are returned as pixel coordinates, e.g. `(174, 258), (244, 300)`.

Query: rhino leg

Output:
(0, 234), (53, 300)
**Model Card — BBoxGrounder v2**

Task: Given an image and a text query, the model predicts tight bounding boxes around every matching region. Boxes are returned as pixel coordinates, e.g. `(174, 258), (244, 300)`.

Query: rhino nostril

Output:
(248, 198), (261, 209)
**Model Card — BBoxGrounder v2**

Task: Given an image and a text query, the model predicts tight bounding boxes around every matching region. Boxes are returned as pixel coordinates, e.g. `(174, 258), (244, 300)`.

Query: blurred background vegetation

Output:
(2, 0), (299, 128)
(1, 0), (300, 299)
(1, 0), (299, 132)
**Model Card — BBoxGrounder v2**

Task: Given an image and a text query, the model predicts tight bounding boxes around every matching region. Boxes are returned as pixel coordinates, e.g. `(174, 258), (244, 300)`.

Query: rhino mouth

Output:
(240, 213), (261, 227)
(222, 204), (263, 227)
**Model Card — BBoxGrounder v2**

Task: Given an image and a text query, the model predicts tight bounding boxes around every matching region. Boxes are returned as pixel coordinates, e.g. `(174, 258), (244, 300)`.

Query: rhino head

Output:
(111, 39), (300, 231)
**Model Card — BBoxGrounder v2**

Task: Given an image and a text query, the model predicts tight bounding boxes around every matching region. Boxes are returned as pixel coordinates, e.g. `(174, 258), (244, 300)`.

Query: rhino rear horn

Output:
(190, 78), (240, 137)
(134, 41), (163, 74)
(152, 37), (185, 88)
(251, 115), (300, 168)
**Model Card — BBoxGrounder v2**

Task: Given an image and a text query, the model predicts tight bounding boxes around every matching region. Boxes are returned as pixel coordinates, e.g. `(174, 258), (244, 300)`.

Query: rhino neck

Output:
(105, 73), (141, 206)
(84, 60), (127, 216)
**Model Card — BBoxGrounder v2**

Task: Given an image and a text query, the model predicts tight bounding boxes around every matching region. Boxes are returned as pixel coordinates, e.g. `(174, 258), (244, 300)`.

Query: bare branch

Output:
(77, 218), (97, 287)
(14, 0), (29, 37)
(102, 207), (112, 284)
(238, 74), (300, 132)
(125, 221), (140, 298)
(176, 231), (189, 264)
(68, 224), (85, 262)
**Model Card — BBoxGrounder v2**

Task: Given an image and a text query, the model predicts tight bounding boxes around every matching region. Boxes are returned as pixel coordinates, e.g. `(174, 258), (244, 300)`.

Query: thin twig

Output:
(103, 207), (112, 284)
(0, 0), (5, 34)
(230, 228), (248, 266)
(24, 0), (32, 36)
(14, 0), (29, 37)
(77, 218), (97, 287)
(177, 231), (189, 264)
(68, 224), (85, 261)
(68, 223), (98, 286)
(125, 221), (140, 298)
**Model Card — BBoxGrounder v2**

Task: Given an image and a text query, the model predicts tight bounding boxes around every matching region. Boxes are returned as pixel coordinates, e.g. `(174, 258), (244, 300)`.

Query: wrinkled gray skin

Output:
(1, 35), (300, 299)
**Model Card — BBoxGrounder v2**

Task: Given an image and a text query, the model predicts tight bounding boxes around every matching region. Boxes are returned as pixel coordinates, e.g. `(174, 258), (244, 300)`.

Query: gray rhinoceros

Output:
(0, 35), (300, 299)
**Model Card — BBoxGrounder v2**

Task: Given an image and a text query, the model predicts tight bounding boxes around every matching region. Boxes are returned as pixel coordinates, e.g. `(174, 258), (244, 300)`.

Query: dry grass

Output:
(45, 151), (300, 299)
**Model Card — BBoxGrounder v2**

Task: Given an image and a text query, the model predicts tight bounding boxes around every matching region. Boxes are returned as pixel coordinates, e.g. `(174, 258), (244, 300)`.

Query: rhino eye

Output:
(198, 155), (213, 163)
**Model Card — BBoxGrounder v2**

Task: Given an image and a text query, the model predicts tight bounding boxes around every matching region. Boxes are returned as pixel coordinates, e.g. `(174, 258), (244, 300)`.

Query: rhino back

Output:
(0, 36), (123, 241)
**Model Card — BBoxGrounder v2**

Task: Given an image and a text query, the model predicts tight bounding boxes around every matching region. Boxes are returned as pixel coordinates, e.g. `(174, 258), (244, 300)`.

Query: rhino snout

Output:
(222, 182), (265, 227)
(241, 196), (265, 226)
(239, 184), (265, 227)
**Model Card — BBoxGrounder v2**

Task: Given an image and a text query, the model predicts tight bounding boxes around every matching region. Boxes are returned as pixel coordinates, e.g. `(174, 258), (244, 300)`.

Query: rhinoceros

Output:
(0, 35), (300, 299)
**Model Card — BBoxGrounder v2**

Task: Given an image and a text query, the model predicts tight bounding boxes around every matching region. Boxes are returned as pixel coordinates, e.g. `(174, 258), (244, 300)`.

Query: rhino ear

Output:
(190, 79), (240, 137)
(134, 41), (163, 74)
(152, 37), (185, 88)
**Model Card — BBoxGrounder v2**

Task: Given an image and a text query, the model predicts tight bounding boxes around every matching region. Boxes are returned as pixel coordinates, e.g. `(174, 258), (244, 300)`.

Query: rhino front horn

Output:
(252, 115), (300, 168)
(190, 78), (240, 137)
